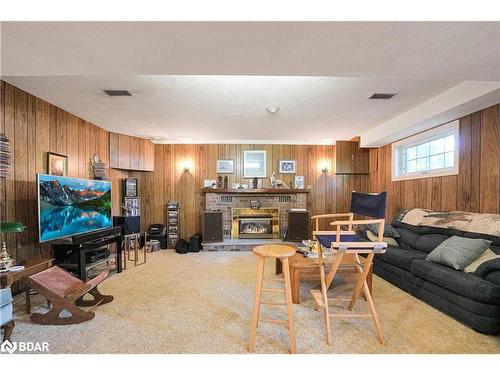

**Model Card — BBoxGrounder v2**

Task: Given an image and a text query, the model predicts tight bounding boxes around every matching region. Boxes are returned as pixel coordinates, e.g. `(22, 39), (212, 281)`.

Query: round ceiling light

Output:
(266, 105), (280, 114)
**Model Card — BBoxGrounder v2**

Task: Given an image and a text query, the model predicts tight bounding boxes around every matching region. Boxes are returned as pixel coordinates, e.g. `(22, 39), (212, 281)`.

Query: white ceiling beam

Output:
(360, 81), (500, 147)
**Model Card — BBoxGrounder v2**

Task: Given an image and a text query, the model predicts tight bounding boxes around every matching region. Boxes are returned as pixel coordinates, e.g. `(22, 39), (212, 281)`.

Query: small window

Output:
(392, 120), (459, 181)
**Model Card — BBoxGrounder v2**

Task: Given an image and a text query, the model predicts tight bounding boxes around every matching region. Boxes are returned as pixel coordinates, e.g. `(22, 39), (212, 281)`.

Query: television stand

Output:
(51, 227), (123, 281)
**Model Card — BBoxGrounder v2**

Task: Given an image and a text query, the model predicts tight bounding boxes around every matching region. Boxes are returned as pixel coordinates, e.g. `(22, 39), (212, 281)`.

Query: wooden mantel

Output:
(202, 188), (310, 194)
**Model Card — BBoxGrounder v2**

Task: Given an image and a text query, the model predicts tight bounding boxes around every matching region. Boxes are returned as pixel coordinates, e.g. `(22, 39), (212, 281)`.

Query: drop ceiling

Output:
(1, 22), (499, 144)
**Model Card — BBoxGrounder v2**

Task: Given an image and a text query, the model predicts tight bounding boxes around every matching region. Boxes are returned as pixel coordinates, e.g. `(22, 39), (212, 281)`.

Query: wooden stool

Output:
(248, 244), (297, 354)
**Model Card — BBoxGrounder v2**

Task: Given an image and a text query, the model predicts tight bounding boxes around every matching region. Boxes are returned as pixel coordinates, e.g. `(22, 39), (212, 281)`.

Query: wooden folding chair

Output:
(26, 266), (113, 325)
(310, 191), (387, 345)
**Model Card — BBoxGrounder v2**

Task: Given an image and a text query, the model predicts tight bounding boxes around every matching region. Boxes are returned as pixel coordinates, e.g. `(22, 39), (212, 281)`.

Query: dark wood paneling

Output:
(369, 104), (500, 219)
(0, 81), (124, 265)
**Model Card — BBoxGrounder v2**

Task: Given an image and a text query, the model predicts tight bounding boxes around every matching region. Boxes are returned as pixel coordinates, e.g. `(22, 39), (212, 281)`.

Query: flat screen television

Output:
(37, 174), (112, 242)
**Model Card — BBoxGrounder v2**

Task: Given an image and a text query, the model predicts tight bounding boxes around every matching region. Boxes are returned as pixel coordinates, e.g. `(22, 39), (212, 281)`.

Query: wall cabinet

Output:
(109, 133), (155, 171)
(335, 141), (370, 174)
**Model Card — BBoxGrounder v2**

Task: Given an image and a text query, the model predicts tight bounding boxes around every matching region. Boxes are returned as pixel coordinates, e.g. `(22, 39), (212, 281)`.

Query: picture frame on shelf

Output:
(279, 160), (296, 174)
(294, 176), (305, 189)
(48, 152), (68, 176)
(216, 159), (234, 174)
(243, 150), (267, 178)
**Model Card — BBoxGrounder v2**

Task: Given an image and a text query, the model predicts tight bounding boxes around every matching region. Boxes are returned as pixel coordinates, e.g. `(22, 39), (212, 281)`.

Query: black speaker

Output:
(286, 211), (310, 242)
(189, 233), (202, 252)
(202, 211), (223, 243)
(113, 215), (140, 235)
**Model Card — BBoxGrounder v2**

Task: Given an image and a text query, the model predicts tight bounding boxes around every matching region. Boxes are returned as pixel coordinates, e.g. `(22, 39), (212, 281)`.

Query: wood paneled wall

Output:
(0, 81), (127, 263)
(131, 144), (370, 239)
(369, 104), (500, 220)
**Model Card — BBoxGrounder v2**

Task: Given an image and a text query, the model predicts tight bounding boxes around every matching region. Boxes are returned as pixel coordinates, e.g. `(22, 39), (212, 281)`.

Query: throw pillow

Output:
(366, 230), (399, 247)
(464, 249), (500, 273)
(426, 236), (492, 271)
(367, 223), (400, 238)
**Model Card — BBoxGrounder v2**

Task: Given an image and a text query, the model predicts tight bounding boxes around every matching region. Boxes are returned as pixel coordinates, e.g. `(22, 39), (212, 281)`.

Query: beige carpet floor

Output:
(8, 250), (500, 354)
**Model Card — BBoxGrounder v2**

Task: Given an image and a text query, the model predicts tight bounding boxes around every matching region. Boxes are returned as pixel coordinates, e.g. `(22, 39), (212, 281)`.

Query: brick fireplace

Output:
(203, 188), (309, 246)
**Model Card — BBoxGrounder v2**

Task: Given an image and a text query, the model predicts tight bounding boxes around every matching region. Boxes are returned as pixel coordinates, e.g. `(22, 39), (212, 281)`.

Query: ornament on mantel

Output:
(252, 177), (258, 189)
(270, 173), (289, 189)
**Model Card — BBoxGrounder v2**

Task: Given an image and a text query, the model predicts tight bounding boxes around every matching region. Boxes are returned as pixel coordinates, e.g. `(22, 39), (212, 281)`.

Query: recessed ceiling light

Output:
(266, 105), (280, 114)
(369, 93), (396, 99)
(103, 89), (132, 97)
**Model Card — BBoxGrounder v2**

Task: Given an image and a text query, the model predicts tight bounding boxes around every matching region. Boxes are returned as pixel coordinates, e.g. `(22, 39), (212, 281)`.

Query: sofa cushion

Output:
(0, 304), (13, 326)
(376, 247), (427, 271)
(486, 271), (500, 287)
(366, 223), (400, 238)
(414, 234), (449, 253)
(396, 227), (421, 249)
(0, 287), (13, 308)
(426, 236), (491, 270)
(474, 258), (500, 279)
(411, 259), (500, 304)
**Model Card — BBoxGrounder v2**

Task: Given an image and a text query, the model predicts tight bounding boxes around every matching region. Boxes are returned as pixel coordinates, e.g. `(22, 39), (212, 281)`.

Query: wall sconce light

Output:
(182, 160), (192, 173)
(321, 160), (329, 173)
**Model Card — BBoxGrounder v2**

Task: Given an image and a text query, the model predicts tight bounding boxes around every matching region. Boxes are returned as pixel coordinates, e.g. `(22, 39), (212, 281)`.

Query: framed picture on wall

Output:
(243, 150), (267, 178)
(48, 152), (68, 176)
(279, 160), (296, 174)
(217, 159), (234, 174)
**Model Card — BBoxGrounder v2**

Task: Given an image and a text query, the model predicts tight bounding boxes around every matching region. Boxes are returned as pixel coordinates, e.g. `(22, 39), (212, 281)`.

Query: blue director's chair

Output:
(311, 191), (387, 345)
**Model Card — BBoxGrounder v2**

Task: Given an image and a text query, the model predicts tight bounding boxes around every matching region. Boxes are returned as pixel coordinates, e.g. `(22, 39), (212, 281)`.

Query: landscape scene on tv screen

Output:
(38, 174), (112, 242)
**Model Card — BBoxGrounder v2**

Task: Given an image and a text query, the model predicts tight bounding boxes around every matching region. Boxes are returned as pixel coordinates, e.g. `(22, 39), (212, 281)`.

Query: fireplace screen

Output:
(238, 216), (274, 239)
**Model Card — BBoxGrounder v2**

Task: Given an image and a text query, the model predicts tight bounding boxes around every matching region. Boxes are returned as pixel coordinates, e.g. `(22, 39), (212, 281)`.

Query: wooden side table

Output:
(0, 258), (54, 313)
(276, 253), (372, 304)
(123, 233), (146, 268)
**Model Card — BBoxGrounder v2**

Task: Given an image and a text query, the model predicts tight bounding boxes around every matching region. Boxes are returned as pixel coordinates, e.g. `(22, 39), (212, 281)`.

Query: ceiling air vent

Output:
(369, 93), (396, 99)
(103, 89), (132, 97)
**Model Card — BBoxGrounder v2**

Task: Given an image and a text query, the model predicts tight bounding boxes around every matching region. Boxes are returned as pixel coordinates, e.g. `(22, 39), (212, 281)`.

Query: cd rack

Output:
(167, 202), (180, 249)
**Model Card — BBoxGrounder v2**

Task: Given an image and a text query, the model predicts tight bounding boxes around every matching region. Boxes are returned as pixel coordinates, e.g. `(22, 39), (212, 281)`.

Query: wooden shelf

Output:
(202, 188), (310, 194)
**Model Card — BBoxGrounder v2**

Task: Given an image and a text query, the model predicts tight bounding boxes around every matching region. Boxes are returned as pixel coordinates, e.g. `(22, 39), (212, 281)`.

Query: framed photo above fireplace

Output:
(243, 150), (267, 178)
(279, 160), (296, 174)
(217, 159), (234, 174)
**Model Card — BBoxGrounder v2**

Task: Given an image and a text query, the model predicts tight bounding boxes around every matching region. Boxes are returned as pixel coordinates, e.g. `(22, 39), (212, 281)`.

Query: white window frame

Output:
(392, 120), (459, 182)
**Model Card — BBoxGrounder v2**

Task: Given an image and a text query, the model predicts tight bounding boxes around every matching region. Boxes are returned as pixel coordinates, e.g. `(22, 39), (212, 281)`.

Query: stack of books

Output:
(0, 134), (11, 178)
